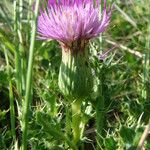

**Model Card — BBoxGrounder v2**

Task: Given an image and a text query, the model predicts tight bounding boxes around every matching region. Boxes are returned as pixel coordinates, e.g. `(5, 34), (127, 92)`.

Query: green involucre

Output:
(58, 49), (93, 99)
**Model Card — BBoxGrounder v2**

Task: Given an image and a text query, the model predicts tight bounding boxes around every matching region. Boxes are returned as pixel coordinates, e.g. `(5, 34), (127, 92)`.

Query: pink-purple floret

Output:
(37, 0), (112, 43)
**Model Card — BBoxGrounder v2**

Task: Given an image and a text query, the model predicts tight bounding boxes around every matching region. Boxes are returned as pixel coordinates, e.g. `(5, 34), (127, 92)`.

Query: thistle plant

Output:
(2, 0), (150, 150)
(37, 0), (112, 146)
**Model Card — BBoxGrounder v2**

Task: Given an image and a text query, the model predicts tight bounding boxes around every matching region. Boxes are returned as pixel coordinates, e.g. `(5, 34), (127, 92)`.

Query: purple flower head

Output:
(37, 0), (112, 51)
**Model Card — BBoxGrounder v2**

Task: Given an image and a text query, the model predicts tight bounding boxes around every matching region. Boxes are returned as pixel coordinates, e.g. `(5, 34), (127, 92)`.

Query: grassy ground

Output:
(0, 0), (150, 150)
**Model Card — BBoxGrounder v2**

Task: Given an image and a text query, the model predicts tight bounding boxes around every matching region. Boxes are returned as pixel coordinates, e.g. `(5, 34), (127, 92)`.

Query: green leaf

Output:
(0, 110), (7, 121)
(104, 137), (117, 150)
(120, 126), (135, 144)
(36, 112), (77, 150)
(0, 70), (8, 87)
(0, 29), (15, 53)
(133, 128), (143, 146)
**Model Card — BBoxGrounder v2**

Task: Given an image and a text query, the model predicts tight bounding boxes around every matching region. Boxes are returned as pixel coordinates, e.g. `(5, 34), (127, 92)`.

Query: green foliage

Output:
(104, 137), (117, 150)
(36, 111), (77, 150)
(0, 0), (150, 149)
(0, 69), (8, 88)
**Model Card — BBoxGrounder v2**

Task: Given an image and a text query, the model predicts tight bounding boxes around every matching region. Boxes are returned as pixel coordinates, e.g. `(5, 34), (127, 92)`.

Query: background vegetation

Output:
(0, 0), (150, 149)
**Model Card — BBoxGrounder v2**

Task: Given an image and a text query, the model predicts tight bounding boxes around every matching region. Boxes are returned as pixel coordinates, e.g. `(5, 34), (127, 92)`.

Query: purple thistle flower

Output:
(37, 0), (113, 99)
(37, 0), (112, 51)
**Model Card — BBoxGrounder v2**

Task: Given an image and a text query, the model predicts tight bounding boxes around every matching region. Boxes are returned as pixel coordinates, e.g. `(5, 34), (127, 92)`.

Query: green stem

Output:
(21, 0), (40, 149)
(65, 104), (71, 137)
(27, 0), (32, 41)
(4, 47), (16, 140)
(18, 0), (26, 92)
(65, 104), (72, 149)
(14, 0), (22, 97)
(143, 14), (150, 100)
(96, 93), (104, 149)
(96, 4), (104, 148)
(95, 68), (105, 149)
(71, 99), (82, 145)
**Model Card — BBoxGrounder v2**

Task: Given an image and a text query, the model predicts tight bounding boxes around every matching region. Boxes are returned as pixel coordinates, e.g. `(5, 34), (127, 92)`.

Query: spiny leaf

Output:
(36, 112), (77, 150)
